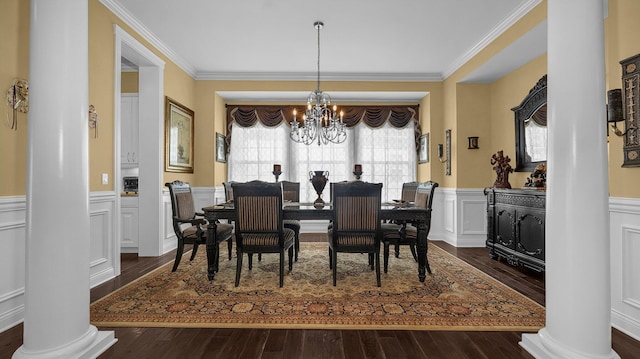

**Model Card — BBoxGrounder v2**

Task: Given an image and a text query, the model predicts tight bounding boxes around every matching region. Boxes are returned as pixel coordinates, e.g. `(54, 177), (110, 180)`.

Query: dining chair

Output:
(281, 180), (301, 261)
(221, 181), (237, 260)
(401, 181), (419, 203)
(165, 180), (233, 272)
(381, 181), (438, 273)
(232, 180), (295, 287)
(327, 181), (383, 287)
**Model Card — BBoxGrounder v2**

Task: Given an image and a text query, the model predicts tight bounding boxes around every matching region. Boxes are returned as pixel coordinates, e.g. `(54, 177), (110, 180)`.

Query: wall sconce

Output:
(468, 136), (479, 149)
(607, 89), (627, 136)
(437, 144), (446, 162)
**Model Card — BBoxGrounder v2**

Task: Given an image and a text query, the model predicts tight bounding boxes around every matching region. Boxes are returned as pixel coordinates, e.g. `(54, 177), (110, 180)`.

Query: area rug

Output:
(90, 242), (545, 331)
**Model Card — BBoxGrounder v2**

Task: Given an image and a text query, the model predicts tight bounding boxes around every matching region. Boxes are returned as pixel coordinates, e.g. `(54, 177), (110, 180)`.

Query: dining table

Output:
(201, 201), (431, 283)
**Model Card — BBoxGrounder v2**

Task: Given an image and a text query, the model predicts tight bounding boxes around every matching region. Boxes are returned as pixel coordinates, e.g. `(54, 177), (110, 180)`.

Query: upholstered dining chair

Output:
(381, 181), (438, 273)
(231, 180), (295, 287)
(281, 180), (301, 261)
(221, 180), (237, 260)
(400, 181), (419, 203)
(327, 181), (383, 287)
(165, 180), (233, 272)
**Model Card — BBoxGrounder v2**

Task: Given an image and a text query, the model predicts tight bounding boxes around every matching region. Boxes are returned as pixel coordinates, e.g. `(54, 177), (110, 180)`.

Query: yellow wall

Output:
(606, 0), (640, 198)
(121, 72), (139, 93)
(86, 0), (197, 191)
(0, 0), (29, 196)
(2, 0), (640, 199)
(490, 55), (547, 188)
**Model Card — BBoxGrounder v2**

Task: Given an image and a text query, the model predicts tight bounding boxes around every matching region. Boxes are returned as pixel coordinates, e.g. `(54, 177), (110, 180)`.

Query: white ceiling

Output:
(106, 0), (546, 102)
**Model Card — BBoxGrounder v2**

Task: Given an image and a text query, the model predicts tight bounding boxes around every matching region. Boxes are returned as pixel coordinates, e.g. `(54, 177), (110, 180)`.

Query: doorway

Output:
(114, 25), (165, 267)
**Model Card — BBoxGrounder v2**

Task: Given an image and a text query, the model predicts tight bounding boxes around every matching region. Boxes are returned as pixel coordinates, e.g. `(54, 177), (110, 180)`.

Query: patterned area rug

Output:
(91, 242), (545, 331)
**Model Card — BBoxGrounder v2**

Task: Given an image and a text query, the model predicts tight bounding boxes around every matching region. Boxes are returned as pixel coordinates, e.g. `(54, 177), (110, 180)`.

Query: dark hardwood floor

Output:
(1, 236), (638, 359)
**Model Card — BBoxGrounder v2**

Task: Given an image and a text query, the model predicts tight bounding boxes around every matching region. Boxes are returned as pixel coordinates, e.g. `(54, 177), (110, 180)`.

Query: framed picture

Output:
(165, 97), (194, 173)
(418, 133), (429, 163)
(216, 132), (227, 163)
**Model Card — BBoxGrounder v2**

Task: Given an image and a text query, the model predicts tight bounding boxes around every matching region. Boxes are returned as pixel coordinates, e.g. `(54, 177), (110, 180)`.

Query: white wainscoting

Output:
(0, 197), (26, 333)
(89, 192), (119, 287)
(430, 188), (487, 247)
(0, 192), (119, 333)
(610, 197), (640, 340)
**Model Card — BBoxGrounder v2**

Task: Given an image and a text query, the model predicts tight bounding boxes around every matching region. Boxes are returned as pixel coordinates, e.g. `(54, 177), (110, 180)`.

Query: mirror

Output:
(512, 75), (547, 172)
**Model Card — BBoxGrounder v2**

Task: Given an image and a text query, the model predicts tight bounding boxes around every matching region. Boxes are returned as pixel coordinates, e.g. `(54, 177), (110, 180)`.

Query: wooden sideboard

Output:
(484, 188), (545, 272)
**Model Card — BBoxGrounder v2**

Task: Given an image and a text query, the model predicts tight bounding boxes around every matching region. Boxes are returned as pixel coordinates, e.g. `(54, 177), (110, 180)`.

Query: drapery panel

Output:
(226, 104), (421, 153)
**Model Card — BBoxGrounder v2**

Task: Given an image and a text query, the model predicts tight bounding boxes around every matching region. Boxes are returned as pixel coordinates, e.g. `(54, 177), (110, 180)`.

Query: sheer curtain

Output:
(228, 122), (289, 182)
(227, 122), (415, 203)
(355, 122), (416, 202)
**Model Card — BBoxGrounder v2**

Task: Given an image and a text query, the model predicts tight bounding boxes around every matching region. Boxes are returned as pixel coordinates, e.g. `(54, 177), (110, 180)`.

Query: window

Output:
(228, 122), (416, 202)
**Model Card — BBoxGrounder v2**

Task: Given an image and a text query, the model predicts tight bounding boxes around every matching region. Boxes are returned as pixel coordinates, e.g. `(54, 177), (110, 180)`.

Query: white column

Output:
(13, 0), (116, 358)
(520, 0), (619, 358)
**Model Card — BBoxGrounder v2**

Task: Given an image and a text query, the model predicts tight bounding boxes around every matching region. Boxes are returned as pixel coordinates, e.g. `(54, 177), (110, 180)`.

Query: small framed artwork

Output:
(165, 97), (194, 173)
(216, 132), (227, 163)
(418, 133), (429, 163)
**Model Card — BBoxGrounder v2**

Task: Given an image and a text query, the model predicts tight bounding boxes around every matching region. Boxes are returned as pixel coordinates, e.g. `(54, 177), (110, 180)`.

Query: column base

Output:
(13, 326), (116, 359)
(520, 329), (620, 359)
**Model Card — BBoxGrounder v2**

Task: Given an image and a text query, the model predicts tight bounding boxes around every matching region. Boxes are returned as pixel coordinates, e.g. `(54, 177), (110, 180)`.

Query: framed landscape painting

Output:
(216, 132), (227, 163)
(165, 97), (194, 173)
(418, 133), (429, 163)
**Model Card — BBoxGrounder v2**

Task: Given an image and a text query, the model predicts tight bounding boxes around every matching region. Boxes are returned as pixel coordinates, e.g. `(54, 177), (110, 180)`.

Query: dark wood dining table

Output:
(202, 202), (431, 283)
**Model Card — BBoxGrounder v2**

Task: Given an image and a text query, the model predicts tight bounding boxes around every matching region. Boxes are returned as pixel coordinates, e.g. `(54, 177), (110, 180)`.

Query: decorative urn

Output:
(309, 170), (329, 208)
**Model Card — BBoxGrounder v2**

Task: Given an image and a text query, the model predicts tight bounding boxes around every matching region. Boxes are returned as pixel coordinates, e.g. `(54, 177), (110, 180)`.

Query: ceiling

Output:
(106, 0), (547, 102)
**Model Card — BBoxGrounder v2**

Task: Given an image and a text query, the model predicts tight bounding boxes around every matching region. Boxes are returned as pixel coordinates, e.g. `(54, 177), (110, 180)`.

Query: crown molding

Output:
(195, 71), (443, 82)
(443, 0), (543, 79)
(99, 0), (196, 77)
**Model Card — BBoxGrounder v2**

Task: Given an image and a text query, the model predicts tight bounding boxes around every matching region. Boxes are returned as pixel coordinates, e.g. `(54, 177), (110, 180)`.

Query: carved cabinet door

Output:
(495, 206), (516, 250)
(516, 209), (545, 260)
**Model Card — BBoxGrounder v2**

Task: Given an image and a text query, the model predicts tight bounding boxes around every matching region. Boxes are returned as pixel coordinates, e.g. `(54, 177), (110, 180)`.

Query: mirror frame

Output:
(512, 75), (547, 172)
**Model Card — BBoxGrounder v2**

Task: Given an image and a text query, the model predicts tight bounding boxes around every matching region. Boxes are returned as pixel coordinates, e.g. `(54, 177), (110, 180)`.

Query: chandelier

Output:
(290, 21), (346, 146)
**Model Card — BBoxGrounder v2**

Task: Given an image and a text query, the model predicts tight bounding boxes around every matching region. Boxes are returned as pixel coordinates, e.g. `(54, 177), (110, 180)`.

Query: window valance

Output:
(226, 104), (421, 151)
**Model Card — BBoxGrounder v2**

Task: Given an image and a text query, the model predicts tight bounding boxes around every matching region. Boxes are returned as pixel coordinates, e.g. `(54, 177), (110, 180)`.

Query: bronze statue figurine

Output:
(491, 150), (513, 189)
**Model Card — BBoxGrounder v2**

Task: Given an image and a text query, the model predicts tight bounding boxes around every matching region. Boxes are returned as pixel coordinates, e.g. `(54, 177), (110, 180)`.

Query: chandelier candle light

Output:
(290, 21), (347, 146)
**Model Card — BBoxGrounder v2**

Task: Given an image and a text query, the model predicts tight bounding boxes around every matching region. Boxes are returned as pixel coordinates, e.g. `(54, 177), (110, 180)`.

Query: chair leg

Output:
(190, 243), (199, 261)
(288, 246), (294, 271)
(248, 253), (253, 270)
(172, 240), (185, 272)
(227, 236), (233, 260)
(235, 251), (243, 287)
(426, 256), (432, 274)
(328, 248), (333, 269)
(409, 244), (418, 262)
(368, 253), (374, 270)
(383, 241), (390, 273)
(258, 253), (262, 262)
(375, 250), (381, 287)
(279, 250), (285, 288)
(332, 251), (338, 286)
(294, 230), (300, 262)
(394, 243), (400, 258)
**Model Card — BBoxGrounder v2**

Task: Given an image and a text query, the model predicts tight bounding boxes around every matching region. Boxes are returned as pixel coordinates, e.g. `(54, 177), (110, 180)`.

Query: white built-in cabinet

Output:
(121, 196), (139, 252)
(120, 94), (139, 167)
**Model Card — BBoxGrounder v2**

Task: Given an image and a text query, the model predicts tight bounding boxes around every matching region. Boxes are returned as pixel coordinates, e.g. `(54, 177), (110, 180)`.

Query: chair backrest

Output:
(232, 180), (284, 235)
(331, 181), (382, 233)
(281, 181), (300, 202)
(165, 180), (196, 220)
(401, 181), (419, 202)
(223, 181), (236, 202)
(414, 181), (439, 211)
